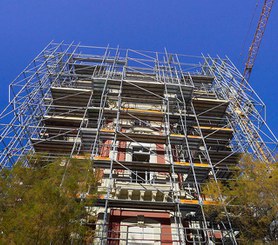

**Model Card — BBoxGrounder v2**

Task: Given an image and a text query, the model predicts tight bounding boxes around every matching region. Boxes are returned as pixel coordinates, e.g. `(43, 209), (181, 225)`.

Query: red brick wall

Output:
(156, 144), (165, 164)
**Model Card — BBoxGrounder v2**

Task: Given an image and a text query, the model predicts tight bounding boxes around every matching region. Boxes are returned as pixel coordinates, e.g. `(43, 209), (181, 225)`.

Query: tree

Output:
(0, 154), (99, 244)
(203, 155), (278, 244)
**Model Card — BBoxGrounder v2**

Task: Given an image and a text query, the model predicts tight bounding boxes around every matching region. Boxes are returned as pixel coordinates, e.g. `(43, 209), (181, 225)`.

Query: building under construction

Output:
(0, 42), (277, 244)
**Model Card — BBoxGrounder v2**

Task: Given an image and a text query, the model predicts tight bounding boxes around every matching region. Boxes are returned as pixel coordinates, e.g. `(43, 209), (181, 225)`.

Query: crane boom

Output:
(243, 0), (275, 83)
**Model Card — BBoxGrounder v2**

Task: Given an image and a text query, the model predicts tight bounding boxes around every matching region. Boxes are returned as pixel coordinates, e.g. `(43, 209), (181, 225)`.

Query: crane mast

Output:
(243, 0), (275, 83)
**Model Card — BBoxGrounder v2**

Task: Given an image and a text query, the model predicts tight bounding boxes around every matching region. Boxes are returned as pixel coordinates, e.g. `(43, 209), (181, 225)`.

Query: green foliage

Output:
(203, 155), (278, 243)
(229, 155), (278, 243)
(202, 179), (229, 223)
(0, 155), (98, 244)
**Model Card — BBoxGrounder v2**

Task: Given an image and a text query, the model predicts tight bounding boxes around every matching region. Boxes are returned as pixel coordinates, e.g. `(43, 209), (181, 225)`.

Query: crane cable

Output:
(239, 0), (260, 65)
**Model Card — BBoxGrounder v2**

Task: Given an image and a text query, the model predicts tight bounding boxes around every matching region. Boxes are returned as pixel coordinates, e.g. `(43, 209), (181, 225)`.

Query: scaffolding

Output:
(0, 41), (277, 244)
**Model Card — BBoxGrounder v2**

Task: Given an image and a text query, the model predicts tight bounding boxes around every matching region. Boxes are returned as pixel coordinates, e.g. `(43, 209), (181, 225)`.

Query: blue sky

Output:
(0, 0), (277, 136)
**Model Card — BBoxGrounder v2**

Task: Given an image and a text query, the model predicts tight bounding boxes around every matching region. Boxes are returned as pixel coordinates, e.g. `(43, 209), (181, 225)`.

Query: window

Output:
(131, 146), (152, 183)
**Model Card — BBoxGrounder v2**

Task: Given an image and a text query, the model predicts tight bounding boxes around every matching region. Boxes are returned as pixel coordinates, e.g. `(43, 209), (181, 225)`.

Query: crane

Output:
(239, 0), (275, 162)
(242, 0), (275, 84)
